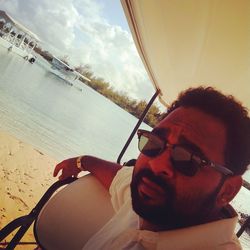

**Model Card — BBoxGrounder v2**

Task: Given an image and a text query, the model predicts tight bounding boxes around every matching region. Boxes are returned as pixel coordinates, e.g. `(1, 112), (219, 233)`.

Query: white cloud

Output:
(0, 0), (155, 100)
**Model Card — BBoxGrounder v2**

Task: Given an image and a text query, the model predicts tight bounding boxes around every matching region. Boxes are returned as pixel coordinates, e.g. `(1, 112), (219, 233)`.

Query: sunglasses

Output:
(137, 129), (233, 177)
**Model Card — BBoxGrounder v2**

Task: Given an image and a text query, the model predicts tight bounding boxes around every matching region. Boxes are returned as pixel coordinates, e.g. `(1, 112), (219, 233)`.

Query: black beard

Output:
(130, 168), (176, 227)
(130, 168), (221, 230)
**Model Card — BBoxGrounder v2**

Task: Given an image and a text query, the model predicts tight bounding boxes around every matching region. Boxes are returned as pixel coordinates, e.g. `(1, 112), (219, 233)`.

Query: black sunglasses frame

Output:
(137, 129), (234, 177)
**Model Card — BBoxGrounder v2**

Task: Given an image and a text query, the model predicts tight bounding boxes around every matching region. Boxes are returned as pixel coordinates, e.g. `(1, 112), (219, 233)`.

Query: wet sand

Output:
(0, 131), (57, 249)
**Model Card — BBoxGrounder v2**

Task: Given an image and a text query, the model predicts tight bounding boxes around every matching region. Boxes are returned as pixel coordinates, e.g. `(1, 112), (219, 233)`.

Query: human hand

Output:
(53, 157), (82, 180)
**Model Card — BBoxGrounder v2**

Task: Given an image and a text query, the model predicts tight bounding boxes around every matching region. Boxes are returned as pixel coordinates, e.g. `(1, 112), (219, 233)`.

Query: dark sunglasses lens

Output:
(171, 146), (198, 176)
(139, 134), (164, 157)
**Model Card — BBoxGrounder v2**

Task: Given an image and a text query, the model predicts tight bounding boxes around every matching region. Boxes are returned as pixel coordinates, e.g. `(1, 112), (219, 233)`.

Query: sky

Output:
(0, 0), (156, 101)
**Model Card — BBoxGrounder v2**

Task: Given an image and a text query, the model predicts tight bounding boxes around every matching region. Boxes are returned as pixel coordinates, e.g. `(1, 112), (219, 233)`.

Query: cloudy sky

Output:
(0, 0), (156, 101)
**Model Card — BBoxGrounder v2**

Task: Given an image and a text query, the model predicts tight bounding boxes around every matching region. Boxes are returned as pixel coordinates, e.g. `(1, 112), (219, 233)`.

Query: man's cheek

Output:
(135, 154), (149, 169)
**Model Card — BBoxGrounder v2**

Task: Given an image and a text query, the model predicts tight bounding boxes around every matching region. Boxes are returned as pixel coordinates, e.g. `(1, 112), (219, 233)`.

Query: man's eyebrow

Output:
(151, 127), (169, 138)
(179, 135), (206, 158)
(152, 128), (207, 158)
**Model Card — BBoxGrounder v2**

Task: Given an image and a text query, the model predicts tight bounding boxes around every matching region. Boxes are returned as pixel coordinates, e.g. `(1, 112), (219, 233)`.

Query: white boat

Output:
(0, 10), (39, 61)
(0, 0), (250, 249)
(49, 56), (91, 85)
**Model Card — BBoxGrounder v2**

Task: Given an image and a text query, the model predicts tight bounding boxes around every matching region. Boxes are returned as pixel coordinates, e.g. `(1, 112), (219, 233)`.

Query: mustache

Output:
(132, 168), (174, 194)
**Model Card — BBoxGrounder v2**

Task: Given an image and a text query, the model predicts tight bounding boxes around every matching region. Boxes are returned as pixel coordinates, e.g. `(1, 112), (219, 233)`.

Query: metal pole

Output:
(117, 89), (160, 164)
(236, 216), (250, 238)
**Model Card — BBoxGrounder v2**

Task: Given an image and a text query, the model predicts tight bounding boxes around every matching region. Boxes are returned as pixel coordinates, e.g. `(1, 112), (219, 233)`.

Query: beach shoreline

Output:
(0, 130), (57, 249)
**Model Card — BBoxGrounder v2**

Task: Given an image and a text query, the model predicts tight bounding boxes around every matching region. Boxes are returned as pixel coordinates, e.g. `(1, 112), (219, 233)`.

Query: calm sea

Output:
(0, 46), (151, 163)
(0, 46), (249, 248)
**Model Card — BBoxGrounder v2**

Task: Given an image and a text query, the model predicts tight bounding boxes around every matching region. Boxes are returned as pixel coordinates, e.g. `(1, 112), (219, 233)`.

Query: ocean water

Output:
(0, 46), (249, 248)
(0, 46), (151, 163)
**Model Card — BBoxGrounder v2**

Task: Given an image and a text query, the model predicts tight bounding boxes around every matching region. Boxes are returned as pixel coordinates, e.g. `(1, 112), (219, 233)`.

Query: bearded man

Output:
(54, 87), (250, 250)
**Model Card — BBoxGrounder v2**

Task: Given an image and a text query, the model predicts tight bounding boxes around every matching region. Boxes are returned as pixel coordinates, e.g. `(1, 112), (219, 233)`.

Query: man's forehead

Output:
(158, 107), (225, 136)
(155, 107), (227, 163)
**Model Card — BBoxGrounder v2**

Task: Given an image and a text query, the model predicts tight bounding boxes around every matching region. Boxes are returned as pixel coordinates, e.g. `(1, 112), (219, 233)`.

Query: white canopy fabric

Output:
(121, 0), (250, 110)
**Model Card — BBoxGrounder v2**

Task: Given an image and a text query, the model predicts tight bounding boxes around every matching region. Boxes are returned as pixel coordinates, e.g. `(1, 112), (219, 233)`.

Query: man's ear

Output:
(216, 176), (243, 207)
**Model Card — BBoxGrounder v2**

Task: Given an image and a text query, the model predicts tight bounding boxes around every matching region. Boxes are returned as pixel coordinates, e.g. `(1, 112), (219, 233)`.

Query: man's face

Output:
(131, 107), (227, 228)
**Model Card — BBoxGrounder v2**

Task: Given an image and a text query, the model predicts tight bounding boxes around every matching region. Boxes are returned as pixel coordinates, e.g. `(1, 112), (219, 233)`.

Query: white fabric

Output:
(83, 167), (242, 250)
(121, 0), (250, 111)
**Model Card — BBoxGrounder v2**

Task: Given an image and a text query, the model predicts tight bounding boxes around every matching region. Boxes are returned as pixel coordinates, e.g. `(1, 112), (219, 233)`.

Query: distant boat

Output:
(49, 56), (91, 85)
(0, 10), (38, 62)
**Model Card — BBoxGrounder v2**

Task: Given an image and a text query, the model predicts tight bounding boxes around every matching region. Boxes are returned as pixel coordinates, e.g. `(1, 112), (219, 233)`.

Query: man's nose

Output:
(148, 150), (174, 178)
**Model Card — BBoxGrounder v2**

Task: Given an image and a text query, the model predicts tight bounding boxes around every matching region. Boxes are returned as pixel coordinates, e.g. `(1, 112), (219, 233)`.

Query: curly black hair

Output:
(161, 87), (250, 175)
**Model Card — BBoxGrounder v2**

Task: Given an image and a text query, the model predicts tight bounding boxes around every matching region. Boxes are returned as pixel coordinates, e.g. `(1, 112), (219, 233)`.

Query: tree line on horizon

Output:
(74, 64), (163, 127)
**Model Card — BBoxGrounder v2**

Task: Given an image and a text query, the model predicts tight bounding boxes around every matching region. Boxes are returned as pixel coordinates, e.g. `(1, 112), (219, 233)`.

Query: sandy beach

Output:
(0, 131), (57, 249)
